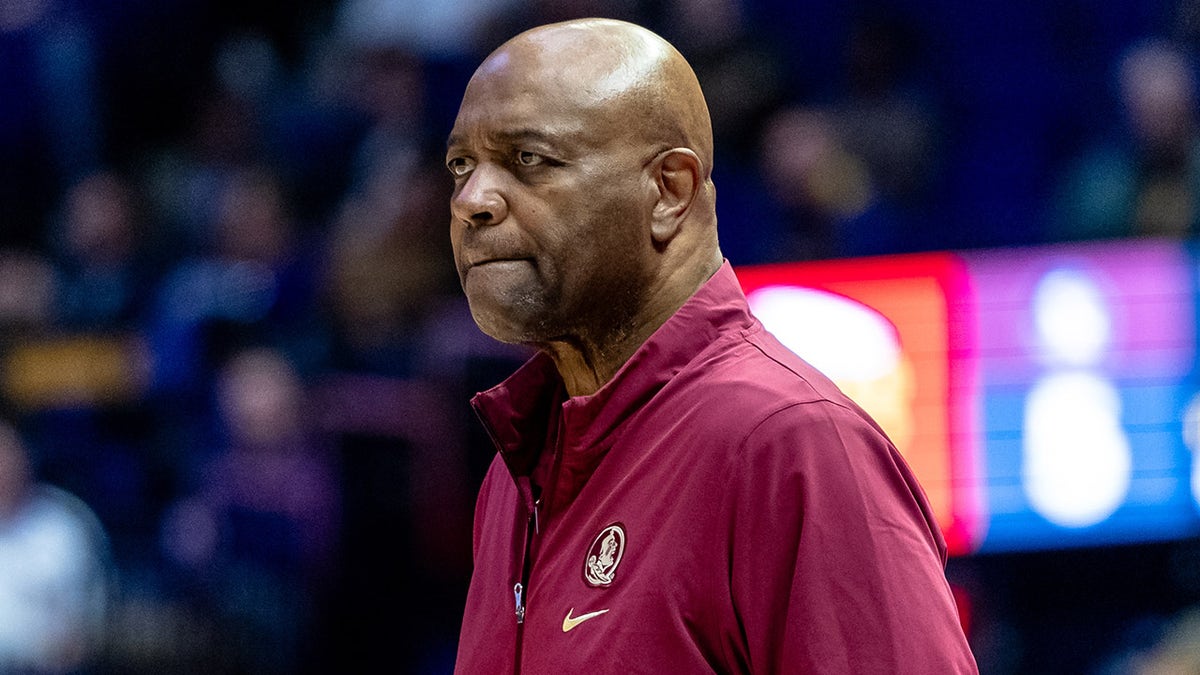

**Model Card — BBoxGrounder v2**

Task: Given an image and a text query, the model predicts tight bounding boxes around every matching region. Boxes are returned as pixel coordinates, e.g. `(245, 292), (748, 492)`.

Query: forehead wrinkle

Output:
(448, 128), (555, 149)
(491, 128), (561, 145)
(456, 85), (604, 153)
(449, 105), (590, 152)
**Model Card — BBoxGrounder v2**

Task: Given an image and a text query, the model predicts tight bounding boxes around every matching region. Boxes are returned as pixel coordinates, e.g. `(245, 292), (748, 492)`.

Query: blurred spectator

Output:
(757, 105), (904, 259)
(149, 165), (325, 394)
(342, 44), (431, 194)
(50, 170), (155, 331)
(1133, 608), (1200, 673)
(333, 0), (522, 60)
(0, 250), (58, 339)
(0, 418), (109, 673)
(140, 34), (286, 255)
(835, 10), (940, 213)
(1056, 39), (1200, 240)
(264, 34), (370, 224)
(750, 9), (939, 261)
(0, 0), (103, 248)
(0, 237), (156, 573)
(31, 0), (103, 189)
(1095, 607), (1200, 674)
(161, 347), (338, 673)
(322, 148), (458, 376)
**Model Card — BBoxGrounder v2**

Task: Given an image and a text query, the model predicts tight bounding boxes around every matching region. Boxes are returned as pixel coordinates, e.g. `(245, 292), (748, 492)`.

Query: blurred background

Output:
(3, 0), (1200, 672)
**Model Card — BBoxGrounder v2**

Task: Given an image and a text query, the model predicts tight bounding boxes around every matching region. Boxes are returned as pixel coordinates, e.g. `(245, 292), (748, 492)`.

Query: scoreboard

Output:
(737, 239), (1199, 554)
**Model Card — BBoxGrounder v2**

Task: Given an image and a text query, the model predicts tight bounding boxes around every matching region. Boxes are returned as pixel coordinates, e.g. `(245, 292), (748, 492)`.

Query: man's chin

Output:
(468, 306), (544, 345)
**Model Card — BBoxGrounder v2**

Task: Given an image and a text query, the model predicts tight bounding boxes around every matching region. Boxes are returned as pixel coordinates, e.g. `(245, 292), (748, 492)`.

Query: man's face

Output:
(445, 49), (656, 345)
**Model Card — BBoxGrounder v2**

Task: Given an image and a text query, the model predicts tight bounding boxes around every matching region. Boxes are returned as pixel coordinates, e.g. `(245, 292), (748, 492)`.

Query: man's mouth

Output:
(469, 256), (533, 268)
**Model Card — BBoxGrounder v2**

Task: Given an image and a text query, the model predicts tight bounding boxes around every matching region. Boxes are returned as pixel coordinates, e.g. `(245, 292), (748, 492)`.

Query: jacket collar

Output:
(471, 261), (755, 481)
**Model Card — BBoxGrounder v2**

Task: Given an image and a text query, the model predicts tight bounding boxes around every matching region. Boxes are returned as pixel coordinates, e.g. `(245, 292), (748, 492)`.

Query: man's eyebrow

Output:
(492, 129), (558, 145)
(446, 128), (566, 152)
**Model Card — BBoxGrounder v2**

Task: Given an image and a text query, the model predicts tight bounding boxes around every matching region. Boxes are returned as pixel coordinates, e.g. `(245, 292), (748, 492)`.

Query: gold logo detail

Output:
(562, 607), (610, 632)
(583, 523), (626, 587)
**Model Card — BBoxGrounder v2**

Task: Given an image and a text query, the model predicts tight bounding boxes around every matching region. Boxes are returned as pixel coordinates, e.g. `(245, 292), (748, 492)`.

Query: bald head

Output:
(446, 19), (724, 394)
(478, 19), (715, 177)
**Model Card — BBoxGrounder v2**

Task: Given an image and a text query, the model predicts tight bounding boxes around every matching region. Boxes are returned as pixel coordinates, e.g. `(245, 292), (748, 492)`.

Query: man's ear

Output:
(650, 148), (703, 245)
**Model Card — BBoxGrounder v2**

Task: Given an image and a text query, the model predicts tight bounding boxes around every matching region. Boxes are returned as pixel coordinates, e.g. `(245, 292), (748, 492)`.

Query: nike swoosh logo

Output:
(562, 607), (610, 632)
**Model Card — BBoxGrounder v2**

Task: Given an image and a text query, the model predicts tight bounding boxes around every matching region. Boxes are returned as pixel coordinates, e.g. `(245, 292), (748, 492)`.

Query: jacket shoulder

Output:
(677, 326), (869, 428)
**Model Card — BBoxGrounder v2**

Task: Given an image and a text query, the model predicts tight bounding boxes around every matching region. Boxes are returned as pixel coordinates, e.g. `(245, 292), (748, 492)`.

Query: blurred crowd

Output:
(4, 0), (1200, 672)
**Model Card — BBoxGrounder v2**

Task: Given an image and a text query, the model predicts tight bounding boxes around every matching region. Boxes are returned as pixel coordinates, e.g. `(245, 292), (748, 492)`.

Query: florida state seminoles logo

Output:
(583, 523), (626, 587)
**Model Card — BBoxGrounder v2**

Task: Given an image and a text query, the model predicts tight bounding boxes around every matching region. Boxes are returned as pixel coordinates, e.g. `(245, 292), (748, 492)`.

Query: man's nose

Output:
(451, 164), (508, 227)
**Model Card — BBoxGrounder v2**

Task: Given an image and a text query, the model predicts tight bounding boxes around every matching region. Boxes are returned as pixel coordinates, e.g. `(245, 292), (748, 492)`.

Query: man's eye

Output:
(515, 151), (544, 167)
(447, 157), (474, 177)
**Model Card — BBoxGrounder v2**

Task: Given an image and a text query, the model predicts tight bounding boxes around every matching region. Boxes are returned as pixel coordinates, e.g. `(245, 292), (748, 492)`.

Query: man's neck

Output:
(541, 253), (723, 397)
(541, 318), (652, 397)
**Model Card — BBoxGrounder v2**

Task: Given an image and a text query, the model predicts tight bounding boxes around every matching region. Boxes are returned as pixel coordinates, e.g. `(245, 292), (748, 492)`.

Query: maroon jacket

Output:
(454, 263), (977, 674)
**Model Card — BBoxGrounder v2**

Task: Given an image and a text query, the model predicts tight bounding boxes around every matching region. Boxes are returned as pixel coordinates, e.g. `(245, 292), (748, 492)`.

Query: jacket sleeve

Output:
(723, 400), (978, 674)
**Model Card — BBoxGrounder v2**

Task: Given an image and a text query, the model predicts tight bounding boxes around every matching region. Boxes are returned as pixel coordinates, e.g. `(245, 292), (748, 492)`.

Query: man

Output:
(446, 18), (977, 674)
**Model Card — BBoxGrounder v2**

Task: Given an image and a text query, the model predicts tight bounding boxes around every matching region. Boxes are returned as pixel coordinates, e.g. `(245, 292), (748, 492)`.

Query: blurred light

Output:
(334, 0), (521, 57)
(2, 335), (149, 409)
(1022, 371), (1131, 528)
(1032, 268), (1111, 367)
(747, 285), (900, 381)
(1182, 393), (1200, 511)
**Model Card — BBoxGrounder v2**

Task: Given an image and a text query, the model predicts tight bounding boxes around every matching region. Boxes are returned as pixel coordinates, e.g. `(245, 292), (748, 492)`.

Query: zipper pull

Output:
(532, 498), (541, 534)
(514, 582), (526, 624)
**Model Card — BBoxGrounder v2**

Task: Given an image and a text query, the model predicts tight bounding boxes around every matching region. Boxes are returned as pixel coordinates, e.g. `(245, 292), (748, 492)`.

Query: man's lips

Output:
(466, 256), (533, 269)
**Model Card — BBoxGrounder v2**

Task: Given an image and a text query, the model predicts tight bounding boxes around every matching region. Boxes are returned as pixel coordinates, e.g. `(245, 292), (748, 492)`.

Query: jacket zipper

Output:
(514, 492), (539, 674)
(483, 397), (561, 674)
